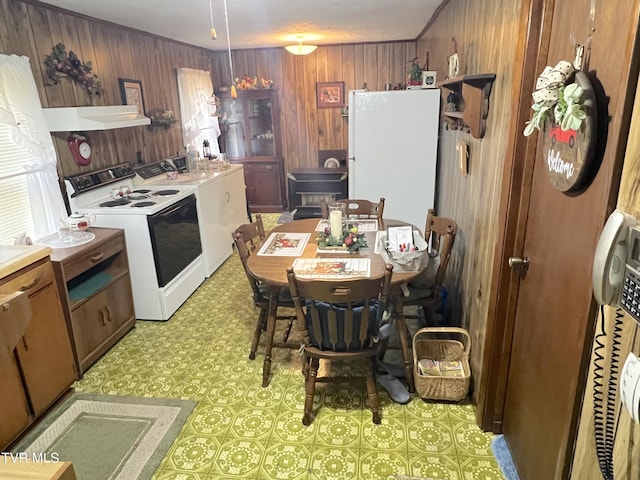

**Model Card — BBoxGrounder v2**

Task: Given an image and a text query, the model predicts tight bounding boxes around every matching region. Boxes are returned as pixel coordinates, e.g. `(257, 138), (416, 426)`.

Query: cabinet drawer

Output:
(64, 235), (125, 280)
(0, 261), (54, 296)
(244, 162), (279, 173)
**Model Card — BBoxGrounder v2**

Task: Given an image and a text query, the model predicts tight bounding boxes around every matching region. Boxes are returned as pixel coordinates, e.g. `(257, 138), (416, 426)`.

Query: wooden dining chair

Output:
(287, 264), (393, 425)
(320, 198), (385, 223)
(400, 209), (458, 326)
(232, 215), (297, 362)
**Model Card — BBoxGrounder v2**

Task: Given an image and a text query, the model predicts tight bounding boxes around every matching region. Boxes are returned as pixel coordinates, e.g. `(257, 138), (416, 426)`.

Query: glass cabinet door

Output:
(248, 97), (275, 157)
(222, 99), (247, 159)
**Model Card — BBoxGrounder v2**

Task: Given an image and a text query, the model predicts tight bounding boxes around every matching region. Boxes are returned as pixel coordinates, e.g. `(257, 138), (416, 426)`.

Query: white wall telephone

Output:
(592, 209), (639, 315)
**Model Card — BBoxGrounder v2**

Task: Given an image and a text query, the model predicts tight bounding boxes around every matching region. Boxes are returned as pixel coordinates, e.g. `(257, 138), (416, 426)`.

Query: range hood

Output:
(42, 105), (151, 131)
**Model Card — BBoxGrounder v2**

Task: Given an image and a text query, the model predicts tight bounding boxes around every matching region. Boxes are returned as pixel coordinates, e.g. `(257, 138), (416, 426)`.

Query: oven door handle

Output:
(152, 195), (196, 218)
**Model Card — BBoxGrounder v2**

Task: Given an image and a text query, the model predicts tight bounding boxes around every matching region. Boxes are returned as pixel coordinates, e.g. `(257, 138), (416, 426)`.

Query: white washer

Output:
(134, 158), (248, 276)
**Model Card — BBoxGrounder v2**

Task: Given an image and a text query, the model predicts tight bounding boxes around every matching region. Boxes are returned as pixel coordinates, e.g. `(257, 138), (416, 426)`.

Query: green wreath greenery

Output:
(44, 43), (104, 95)
(523, 81), (586, 136)
(316, 224), (368, 253)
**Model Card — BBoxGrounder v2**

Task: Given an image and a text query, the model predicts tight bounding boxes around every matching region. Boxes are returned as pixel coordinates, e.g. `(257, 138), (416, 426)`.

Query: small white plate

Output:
(37, 231), (96, 249)
(324, 157), (340, 168)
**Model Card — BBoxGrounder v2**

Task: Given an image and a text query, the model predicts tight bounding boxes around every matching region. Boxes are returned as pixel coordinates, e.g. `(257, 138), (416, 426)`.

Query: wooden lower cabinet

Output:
(0, 356), (31, 449)
(0, 255), (76, 449)
(242, 160), (286, 212)
(70, 275), (134, 370)
(51, 227), (136, 376)
(16, 284), (77, 416)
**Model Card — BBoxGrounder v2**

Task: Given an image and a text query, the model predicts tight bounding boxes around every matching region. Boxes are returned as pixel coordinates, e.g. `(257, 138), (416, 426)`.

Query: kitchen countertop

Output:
(0, 245), (52, 280)
(151, 163), (243, 186)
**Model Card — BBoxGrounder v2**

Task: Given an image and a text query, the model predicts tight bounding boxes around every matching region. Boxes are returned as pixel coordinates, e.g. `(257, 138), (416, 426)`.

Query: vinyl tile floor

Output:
(75, 214), (505, 480)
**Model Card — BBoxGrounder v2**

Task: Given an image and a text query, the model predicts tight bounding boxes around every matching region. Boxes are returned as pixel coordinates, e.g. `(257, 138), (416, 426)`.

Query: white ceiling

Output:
(37, 0), (443, 51)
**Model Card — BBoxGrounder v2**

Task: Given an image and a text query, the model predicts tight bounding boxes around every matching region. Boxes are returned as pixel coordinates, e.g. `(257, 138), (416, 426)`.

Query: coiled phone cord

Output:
(593, 304), (623, 480)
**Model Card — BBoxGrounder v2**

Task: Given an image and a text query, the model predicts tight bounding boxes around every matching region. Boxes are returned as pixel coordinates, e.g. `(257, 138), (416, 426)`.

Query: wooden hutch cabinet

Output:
(218, 88), (286, 213)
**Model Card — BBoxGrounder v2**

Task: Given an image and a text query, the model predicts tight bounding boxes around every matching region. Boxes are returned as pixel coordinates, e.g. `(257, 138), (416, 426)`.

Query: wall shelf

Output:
(437, 74), (496, 138)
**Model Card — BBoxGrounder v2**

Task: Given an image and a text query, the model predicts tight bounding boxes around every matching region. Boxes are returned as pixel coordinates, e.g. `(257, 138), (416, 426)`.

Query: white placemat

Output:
(257, 232), (310, 256)
(292, 257), (371, 278)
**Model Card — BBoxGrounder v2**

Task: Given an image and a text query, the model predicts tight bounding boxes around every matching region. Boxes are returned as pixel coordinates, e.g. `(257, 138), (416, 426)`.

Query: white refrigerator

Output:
(348, 89), (440, 231)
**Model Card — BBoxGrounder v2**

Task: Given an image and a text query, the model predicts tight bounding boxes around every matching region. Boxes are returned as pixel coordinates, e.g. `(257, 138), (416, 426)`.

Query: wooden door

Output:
(497, 1), (640, 479)
(501, 154), (607, 479)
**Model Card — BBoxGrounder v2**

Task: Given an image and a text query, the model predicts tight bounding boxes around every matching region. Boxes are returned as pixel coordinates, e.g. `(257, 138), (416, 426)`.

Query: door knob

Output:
(508, 256), (530, 268)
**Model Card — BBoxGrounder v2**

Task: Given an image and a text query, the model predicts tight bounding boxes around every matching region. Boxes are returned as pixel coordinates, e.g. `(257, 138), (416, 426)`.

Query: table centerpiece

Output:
(316, 224), (368, 253)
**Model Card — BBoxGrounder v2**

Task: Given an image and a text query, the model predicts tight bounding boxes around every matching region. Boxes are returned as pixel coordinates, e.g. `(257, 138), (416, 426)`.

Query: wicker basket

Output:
(413, 327), (471, 401)
(377, 231), (429, 271)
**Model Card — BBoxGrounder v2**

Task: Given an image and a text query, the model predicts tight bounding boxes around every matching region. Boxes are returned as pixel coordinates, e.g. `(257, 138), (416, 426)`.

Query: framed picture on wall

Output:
(118, 78), (146, 115)
(316, 81), (345, 108)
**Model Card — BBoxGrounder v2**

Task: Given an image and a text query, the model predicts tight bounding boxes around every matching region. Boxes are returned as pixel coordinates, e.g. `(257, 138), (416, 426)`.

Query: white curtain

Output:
(0, 54), (67, 240)
(176, 68), (221, 156)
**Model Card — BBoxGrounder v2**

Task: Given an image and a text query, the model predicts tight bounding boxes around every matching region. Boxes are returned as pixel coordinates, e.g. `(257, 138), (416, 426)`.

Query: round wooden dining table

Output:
(246, 217), (423, 391)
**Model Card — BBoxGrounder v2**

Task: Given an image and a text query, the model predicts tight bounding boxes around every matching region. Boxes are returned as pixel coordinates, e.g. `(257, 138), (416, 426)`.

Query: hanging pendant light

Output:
(207, 0), (221, 116)
(209, 0), (217, 39)
(223, 0), (237, 99)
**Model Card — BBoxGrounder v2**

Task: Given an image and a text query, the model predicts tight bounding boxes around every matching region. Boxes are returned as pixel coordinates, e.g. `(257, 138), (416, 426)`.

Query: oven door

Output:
(147, 194), (202, 287)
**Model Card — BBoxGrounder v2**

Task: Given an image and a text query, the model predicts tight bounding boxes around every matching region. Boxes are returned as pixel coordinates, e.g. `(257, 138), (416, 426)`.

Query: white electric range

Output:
(133, 157), (249, 276)
(64, 162), (205, 321)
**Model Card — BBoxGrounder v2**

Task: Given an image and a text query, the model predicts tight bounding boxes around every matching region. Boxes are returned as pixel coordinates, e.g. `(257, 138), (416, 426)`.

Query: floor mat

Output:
(12, 392), (196, 480)
(491, 434), (520, 480)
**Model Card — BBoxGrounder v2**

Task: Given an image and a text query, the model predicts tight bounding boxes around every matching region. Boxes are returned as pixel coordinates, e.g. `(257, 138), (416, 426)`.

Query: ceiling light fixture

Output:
(285, 36), (317, 56)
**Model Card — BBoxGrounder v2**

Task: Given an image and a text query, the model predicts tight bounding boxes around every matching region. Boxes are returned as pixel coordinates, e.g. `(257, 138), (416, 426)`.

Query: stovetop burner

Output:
(154, 189), (180, 196)
(127, 193), (150, 200)
(133, 189), (151, 194)
(100, 198), (132, 207)
(131, 201), (157, 208)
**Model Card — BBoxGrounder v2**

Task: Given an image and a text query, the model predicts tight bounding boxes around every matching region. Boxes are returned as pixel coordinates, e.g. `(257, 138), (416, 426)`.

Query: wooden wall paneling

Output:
(45, 9), (77, 107)
(24, 3), (66, 170)
(281, 51), (300, 171)
(254, 49), (271, 83)
(571, 63), (640, 480)
(415, 0), (520, 409)
(315, 47), (330, 152)
(113, 29), (139, 161)
(152, 39), (174, 157)
(58, 12), (88, 106)
(211, 52), (227, 88)
(74, 18), (103, 105)
(391, 43), (407, 87)
(353, 44), (365, 92)
(376, 43), (391, 92)
(233, 50), (251, 80)
(129, 32), (153, 159)
(302, 53), (319, 169)
(105, 26), (137, 167)
(325, 46), (344, 150)
(0, 0), (11, 52)
(84, 23), (123, 172)
(24, 3), (54, 107)
(340, 45), (355, 146)
(363, 44), (378, 90)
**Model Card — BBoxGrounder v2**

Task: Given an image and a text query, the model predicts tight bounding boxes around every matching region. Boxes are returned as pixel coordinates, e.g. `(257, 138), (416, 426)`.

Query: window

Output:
(177, 68), (221, 156)
(0, 124), (35, 244)
(0, 54), (67, 244)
